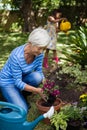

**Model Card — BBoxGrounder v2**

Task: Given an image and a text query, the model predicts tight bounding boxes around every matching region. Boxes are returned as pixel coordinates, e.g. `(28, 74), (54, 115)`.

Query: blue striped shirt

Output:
(0, 44), (44, 90)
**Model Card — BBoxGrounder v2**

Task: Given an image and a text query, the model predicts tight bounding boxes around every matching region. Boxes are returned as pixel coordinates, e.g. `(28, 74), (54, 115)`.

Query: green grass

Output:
(0, 32), (29, 69)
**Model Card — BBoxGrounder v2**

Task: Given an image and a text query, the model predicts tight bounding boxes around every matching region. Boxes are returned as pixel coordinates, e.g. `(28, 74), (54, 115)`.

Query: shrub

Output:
(59, 25), (87, 69)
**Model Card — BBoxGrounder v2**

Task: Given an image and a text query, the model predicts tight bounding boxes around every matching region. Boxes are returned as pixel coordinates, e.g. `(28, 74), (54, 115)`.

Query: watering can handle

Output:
(0, 101), (26, 116)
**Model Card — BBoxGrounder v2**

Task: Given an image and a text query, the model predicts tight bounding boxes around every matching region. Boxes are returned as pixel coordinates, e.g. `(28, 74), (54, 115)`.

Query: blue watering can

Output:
(0, 101), (54, 130)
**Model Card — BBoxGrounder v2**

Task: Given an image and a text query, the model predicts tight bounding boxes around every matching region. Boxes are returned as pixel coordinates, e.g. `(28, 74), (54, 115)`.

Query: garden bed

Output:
(44, 65), (86, 104)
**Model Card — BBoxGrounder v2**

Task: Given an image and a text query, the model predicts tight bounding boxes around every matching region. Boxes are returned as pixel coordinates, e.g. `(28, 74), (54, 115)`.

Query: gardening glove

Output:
(43, 106), (54, 119)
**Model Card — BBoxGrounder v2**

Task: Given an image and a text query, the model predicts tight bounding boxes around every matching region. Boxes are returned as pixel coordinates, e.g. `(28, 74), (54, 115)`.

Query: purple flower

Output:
(42, 80), (60, 98)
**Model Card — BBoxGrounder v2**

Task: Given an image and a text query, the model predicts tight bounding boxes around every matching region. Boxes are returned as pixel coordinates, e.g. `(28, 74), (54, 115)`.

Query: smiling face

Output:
(31, 45), (46, 56)
(25, 43), (46, 56)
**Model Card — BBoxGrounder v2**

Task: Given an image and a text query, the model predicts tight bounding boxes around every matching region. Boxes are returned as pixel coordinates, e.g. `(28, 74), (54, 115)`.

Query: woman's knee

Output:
(0, 86), (29, 113)
(23, 71), (43, 87)
(31, 72), (43, 86)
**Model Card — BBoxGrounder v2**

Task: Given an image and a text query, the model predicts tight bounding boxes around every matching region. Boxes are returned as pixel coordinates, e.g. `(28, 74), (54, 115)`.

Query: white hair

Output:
(28, 27), (50, 47)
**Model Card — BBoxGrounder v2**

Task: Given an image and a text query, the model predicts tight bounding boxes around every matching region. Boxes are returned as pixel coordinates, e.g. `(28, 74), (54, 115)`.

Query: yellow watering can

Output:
(60, 20), (71, 32)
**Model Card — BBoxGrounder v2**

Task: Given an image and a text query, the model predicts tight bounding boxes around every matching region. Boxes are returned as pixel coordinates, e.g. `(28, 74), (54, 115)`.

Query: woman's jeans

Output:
(0, 72), (43, 113)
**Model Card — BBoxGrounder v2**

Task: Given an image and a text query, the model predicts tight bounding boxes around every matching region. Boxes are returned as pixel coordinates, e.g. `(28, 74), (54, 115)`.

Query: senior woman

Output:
(0, 28), (50, 113)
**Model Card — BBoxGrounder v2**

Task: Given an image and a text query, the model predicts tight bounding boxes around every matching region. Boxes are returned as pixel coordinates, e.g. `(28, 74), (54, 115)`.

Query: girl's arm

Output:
(48, 16), (59, 23)
(48, 16), (67, 23)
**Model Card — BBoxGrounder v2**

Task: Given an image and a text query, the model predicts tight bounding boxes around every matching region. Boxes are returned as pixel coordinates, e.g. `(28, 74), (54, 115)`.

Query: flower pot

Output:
(36, 98), (63, 124)
(82, 117), (87, 128)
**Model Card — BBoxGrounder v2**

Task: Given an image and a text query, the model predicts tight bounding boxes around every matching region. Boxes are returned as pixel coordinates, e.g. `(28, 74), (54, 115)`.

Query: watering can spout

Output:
(22, 106), (54, 130)
(22, 115), (44, 130)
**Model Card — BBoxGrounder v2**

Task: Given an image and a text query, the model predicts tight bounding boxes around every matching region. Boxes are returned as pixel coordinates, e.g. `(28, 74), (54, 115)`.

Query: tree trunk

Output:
(20, 0), (33, 32)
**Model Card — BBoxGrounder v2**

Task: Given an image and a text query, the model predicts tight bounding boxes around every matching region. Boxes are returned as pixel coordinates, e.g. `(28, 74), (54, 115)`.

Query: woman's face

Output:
(31, 45), (46, 56)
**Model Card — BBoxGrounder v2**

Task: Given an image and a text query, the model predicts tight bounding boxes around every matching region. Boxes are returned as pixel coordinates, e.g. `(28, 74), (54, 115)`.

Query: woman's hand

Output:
(42, 78), (46, 84)
(37, 88), (47, 101)
(24, 83), (47, 101)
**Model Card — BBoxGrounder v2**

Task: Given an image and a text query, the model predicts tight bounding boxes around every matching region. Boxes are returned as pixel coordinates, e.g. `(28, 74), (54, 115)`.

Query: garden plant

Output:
(59, 25), (87, 69)
(50, 104), (83, 130)
(41, 79), (60, 106)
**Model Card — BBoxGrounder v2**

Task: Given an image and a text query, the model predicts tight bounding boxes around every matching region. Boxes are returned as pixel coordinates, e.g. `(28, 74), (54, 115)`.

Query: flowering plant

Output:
(79, 93), (87, 128)
(42, 79), (60, 99)
(79, 93), (87, 106)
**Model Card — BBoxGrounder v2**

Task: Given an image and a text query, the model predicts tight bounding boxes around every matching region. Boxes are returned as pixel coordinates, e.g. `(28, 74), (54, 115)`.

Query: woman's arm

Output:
(24, 84), (46, 100)
(10, 53), (46, 100)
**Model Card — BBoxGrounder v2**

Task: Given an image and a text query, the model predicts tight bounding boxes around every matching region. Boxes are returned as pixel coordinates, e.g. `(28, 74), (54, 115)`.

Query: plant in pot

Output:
(50, 104), (83, 130)
(66, 104), (83, 130)
(41, 79), (60, 107)
(50, 105), (70, 130)
(36, 79), (62, 124)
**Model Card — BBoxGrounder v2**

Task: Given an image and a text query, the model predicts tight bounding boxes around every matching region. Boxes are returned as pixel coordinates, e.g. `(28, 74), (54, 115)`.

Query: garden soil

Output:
(43, 64), (86, 104)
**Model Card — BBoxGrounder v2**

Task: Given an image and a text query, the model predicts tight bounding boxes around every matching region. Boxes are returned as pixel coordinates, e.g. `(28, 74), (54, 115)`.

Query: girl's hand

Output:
(61, 18), (67, 21)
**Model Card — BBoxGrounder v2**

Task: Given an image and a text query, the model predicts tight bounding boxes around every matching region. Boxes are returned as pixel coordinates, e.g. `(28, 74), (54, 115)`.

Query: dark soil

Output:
(43, 65), (86, 104)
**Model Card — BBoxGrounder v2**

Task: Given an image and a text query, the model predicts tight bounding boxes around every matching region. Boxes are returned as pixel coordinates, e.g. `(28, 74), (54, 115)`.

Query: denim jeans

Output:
(0, 71), (43, 113)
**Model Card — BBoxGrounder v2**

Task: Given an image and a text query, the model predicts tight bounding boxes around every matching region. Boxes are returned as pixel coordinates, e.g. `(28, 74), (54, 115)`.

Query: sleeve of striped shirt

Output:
(10, 54), (26, 90)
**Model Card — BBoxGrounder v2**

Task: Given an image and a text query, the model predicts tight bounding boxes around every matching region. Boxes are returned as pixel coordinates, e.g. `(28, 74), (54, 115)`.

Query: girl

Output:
(44, 9), (66, 68)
